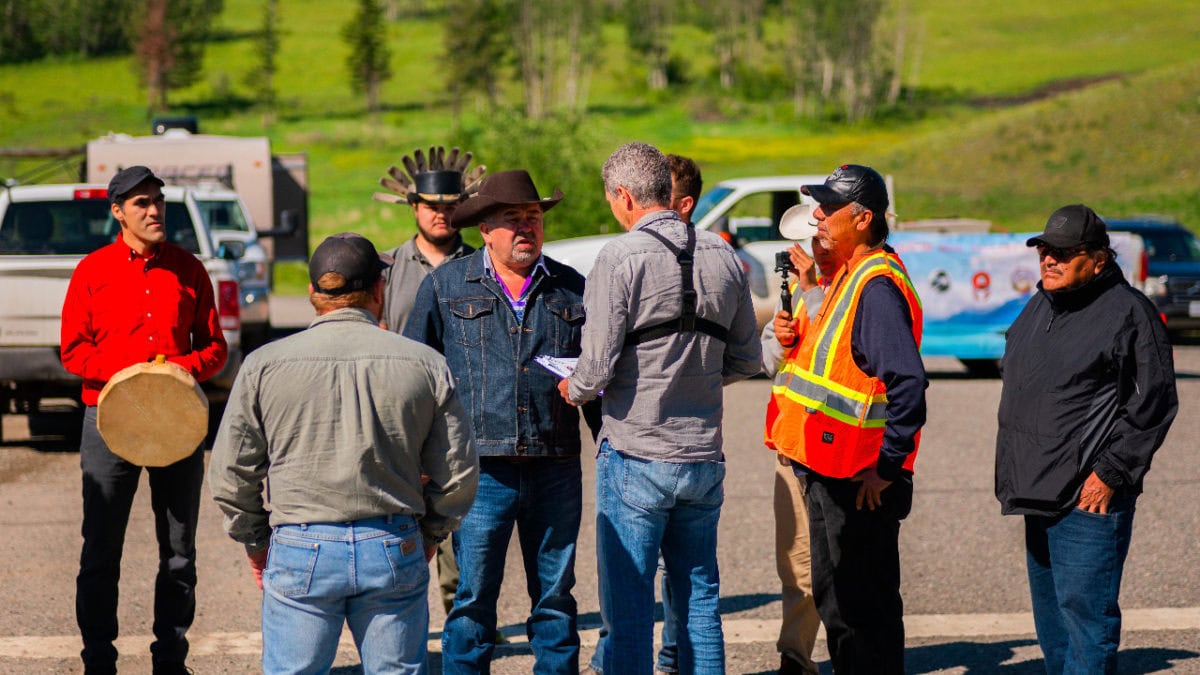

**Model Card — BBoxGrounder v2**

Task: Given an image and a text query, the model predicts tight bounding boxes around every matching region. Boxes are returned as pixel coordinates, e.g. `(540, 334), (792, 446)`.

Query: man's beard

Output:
(420, 226), (459, 247)
(511, 247), (537, 264)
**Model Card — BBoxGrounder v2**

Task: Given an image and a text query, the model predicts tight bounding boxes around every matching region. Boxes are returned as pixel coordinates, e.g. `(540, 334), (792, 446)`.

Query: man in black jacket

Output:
(995, 204), (1177, 674)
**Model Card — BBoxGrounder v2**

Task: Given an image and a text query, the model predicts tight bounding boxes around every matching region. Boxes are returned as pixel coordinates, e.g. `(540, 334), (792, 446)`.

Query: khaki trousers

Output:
(437, 537), (459, 614)
(775, 454), (821, 673)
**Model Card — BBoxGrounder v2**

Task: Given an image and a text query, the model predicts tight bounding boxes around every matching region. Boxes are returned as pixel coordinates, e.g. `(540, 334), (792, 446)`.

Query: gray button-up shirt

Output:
(567, 210), (761, 462)
(208, 307), (479, 552)
(381, 235), (474, 333)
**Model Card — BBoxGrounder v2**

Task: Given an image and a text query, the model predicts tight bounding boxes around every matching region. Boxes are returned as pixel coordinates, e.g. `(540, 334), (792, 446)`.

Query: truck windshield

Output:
(1143, 230), (1200, 263)
(195, 199), (251, 233)
(0, 199), (113, 255)
(691, 186), (734, 225)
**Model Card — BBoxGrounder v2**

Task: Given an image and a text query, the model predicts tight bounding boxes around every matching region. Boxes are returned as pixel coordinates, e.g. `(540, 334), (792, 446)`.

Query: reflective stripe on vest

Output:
(810, 255), (890, 378)
(764, 249), (922, 477)
(772, 362), (888, 427)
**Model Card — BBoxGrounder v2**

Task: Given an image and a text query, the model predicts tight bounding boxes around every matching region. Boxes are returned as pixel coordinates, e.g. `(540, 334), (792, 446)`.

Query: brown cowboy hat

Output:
(452, 170), (563, 228)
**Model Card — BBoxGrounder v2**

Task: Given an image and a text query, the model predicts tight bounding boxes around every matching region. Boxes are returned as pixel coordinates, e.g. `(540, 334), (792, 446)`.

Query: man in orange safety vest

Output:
(766, 164), (927, 675)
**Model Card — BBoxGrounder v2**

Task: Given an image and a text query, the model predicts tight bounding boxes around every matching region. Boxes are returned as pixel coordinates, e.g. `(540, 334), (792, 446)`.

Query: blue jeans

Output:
(589, 561), (679, 674)
(1025, 498), (1136, 675)
(595, 441), (725, 674)
(442, 457), (582, 675)
(261, 516), (429, 675)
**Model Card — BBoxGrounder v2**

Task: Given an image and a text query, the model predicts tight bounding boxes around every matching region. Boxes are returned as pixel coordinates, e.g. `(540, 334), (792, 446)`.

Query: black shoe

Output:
(152, 663), (193, 675)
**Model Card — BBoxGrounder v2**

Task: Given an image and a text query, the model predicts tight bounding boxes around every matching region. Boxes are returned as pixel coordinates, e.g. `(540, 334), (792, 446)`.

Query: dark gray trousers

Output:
(76, 406), (203, 672)
(806, 472), (912, 675)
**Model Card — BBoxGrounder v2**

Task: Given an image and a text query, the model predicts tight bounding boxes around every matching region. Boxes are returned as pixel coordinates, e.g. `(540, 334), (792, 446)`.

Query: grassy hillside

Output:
(886, 61), (1200, 231)
(1, 0), (1198, 292)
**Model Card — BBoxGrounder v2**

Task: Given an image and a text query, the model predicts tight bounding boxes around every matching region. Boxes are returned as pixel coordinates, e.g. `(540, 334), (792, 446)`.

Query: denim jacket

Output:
(404, 250), (588, 457)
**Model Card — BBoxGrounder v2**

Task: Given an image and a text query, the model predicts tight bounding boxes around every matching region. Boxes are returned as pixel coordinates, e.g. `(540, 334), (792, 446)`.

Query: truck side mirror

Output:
(218, 240), (246, 260)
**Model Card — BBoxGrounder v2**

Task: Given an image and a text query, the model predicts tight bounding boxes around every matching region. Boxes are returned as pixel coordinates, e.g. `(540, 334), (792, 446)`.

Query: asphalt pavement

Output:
(0, 295), (1197, 673)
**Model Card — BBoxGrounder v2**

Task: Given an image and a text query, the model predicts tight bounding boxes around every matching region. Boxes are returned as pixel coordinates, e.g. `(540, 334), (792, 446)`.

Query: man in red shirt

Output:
(60, 166), (227, 675)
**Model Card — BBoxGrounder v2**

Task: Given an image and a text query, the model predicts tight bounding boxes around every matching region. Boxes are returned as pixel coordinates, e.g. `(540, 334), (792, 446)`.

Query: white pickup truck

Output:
(541, 175), (1145, 375)
(0, 183), (244, 440)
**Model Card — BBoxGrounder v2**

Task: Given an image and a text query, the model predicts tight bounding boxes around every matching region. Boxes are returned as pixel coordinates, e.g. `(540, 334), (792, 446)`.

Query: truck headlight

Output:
(238, 261), (268, 284)
(1142, 274), (1168, 298)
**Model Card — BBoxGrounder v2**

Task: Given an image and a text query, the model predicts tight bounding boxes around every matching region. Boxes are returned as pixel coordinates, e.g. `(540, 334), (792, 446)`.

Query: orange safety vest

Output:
(764, 248), (923, 478)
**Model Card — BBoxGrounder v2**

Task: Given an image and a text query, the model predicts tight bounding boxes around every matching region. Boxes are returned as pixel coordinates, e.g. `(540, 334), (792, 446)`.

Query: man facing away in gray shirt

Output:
(558, 142), (761, 674)
(209, 233), (478, 674)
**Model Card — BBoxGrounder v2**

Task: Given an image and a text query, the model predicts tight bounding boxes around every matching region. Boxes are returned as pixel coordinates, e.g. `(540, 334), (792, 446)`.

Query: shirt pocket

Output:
(448, 297), (496, 348)
(544, 297), (585, 352)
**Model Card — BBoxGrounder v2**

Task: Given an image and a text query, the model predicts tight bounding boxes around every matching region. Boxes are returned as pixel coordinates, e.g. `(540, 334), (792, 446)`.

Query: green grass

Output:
(911, 0), (1200, 94)
(884, 61), (1200, 231)
(2, 0), (1199, 295)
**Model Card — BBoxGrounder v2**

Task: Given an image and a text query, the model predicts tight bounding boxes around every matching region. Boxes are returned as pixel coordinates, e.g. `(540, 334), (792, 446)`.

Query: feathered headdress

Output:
(372, 146), (486, 205)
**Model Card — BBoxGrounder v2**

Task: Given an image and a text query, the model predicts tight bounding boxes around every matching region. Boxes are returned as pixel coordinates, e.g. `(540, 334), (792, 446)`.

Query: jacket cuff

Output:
(1091, 456), (1125, 490)
(876, 455), (904, 482)
(419, 523), (447, 546)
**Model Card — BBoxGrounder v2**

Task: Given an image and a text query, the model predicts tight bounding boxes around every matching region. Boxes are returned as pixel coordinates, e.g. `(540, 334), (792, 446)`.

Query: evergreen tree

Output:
(132, 0), (224, 111)
(1, 0), (131, 63)
(342, 0), (392, 112)
(624, 0), (671, 91)
(244, 0), (280, 115)
(443, 0), (512, 115)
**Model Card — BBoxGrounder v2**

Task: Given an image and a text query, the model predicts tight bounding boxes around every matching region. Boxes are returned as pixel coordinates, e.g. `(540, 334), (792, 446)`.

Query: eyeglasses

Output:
(1036, 244), (1087, 261)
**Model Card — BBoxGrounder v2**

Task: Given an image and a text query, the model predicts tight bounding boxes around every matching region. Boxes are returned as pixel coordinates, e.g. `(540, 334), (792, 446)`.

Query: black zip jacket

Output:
(994, 264), (1177, 517)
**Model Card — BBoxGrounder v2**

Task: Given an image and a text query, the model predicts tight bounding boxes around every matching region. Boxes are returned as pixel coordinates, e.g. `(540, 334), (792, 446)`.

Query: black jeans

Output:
(806, 472), (913, 675)
(77, 406), (203, 671)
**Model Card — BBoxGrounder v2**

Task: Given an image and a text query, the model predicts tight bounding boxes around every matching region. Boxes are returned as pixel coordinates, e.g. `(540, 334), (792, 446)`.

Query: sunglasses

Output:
(1036, 244), (1088, 261)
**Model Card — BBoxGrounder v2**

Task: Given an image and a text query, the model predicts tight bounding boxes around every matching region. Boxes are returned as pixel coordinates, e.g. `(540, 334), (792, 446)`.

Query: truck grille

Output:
(1167, 276), (1200, 302)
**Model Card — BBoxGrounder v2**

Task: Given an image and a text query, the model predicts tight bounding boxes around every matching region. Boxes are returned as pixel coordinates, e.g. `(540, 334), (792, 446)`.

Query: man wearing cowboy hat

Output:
(373, 146), (485, 334)
(406, 169), (598, 674)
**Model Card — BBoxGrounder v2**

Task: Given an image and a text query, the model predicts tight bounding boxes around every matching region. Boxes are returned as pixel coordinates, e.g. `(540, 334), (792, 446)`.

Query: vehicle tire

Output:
(28, 398), (84, 449)
(959, 359), (1001, 378)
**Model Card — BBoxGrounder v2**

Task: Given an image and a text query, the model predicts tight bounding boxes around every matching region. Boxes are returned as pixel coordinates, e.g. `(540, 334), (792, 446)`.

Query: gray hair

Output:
(851, 202), (889, 245)
(601, 142), (672, 208)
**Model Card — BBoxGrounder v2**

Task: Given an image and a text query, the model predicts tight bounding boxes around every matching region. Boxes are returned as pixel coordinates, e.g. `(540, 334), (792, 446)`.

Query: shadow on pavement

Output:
(574, 592), (781, 632)
(5, 407), (83, 452)
(1112, 647), (1200, 674)
(905, 639), (1199, 674)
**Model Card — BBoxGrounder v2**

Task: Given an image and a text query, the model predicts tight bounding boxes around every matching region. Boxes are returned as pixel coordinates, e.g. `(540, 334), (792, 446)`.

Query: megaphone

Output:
(778, 203), (817, 240)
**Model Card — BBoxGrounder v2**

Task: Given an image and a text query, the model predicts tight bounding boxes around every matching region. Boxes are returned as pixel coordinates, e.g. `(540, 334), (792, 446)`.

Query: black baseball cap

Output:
(801, 164), (889, 214)
(309, 233), (393, 295)
(107, 165), (164, 205)
(1026, 204), (1109, 249)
